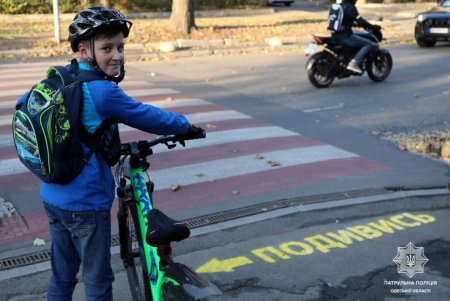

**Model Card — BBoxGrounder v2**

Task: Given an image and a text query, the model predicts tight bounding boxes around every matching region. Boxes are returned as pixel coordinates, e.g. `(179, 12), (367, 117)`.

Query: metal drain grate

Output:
(0, 251), (50, 270)
(0, 188), (389, 271)
(183, 188), (388, 229)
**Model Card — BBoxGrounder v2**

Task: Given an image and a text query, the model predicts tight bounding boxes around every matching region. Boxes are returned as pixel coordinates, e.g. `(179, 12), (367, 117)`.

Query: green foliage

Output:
(0, 0), (52, 14)
(0, 0), (439, 13)
(0, 0), (104, 14)
(1, 0), (265, 14)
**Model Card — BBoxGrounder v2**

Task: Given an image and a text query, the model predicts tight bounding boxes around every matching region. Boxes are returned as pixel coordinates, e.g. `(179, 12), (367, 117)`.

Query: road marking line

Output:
(150, 145), (357, 188)
(303, 104), (344, 113)
(0, 98), (209, 126)
(0, 88), (180, 109)
(0, 126), (300, 176)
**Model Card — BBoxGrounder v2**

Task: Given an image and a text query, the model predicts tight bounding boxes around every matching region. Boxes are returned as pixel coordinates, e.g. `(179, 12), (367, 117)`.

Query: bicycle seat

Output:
(146, 209), (190, 247)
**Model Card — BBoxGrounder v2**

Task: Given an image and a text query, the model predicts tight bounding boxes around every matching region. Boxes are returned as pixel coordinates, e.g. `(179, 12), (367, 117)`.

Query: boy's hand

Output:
(371, 24), (381, 31)
(185, 124), (206, 139)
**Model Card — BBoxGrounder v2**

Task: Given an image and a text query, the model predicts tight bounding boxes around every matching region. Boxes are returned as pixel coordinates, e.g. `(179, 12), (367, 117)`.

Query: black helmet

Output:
(69, 6), (132, 52)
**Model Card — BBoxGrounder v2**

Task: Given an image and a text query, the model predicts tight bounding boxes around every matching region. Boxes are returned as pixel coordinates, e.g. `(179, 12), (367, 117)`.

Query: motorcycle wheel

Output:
(306, 52), (335, 88)
(366, 49), (393, 82)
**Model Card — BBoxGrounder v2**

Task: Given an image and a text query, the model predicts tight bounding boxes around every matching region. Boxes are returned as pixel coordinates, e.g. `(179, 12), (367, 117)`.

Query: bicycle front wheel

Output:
(125, 202), (152, 301)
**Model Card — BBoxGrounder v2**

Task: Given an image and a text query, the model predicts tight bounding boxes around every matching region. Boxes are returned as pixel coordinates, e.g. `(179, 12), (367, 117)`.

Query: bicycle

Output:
(115, 130), (222, 301)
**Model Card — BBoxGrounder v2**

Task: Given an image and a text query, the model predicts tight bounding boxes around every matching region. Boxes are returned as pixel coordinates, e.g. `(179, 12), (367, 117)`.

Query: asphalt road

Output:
(1, 42), (449, 300)
(134, 43), (450, 134)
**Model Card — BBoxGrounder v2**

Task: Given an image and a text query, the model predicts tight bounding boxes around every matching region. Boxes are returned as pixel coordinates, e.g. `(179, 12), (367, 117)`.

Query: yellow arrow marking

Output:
(196, 256), (253, 273)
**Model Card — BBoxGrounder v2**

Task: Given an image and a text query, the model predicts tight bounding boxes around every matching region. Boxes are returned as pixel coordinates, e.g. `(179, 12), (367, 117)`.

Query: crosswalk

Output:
(0, 62), (389, 245)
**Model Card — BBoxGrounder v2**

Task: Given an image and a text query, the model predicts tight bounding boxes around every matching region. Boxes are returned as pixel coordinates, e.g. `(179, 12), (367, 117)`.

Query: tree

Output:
(170, 0), (196, 35)
(100, 0), (111, 7)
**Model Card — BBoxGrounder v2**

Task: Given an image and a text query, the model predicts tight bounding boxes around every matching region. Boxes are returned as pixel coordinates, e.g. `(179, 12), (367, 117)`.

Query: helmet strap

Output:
(82, 37), (126, 84)
(89, 38), (97, 67)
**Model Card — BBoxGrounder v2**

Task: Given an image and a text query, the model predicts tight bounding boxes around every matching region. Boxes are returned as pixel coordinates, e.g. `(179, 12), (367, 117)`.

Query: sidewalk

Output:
(0, 3), (431, 64)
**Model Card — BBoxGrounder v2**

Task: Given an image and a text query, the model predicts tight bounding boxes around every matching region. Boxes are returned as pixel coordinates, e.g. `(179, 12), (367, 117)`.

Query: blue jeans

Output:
(342, 34), (379, 63)
(44, 203), (114, 301)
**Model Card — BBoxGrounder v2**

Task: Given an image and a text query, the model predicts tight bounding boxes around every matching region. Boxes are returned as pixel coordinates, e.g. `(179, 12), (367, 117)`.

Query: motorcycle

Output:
(304, 28), (393, 88)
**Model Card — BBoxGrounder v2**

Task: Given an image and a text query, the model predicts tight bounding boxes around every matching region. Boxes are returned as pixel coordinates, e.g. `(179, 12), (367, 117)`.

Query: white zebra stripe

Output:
(0, 88), (31, 98)
(0, 79), (41, 88)
(0, 134), (13, 147)
(0, 87), (178, 100)
(0, 62), (62, 69)
(129, 126), (298, 152)
(0, 105), (238, 148)
(0, 73), (42, 80)
(0, 126), (299, 176)
(0, 79), (152, 89)
(118, 110), (251, 133)
(0, 88), (181, 109)
(137, 145), (357, 189)
(0, 98), (209, 127)
(140, 98), (210, 109)
(126, 88), (179, 97)
(0, 117), (12, 126)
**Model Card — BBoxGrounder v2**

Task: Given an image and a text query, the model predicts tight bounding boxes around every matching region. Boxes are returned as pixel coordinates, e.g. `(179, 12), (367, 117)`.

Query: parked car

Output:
(267, 0), (295, 6)
(415, 0), (450, 47)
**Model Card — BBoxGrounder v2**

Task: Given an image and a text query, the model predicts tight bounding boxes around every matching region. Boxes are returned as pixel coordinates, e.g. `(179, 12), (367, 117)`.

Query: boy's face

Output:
(80, 32), (125, 77)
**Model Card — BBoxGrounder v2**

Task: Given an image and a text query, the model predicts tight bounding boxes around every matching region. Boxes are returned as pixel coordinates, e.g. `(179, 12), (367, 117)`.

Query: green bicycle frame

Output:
(129, 166), (178, 300)
(120, 136), (221, 301)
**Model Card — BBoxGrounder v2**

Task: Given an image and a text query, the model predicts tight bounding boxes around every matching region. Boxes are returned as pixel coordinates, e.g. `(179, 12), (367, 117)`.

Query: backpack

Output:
(12, 59), (119, 184)
(327, 3), (345, 33)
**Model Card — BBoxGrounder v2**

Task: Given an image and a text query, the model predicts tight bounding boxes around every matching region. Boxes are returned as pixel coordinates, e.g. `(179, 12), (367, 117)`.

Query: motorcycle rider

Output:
(331, 0), (381, 74)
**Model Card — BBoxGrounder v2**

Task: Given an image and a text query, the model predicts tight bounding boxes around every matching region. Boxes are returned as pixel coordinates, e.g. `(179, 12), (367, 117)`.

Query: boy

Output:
(17, 6), (202, 301)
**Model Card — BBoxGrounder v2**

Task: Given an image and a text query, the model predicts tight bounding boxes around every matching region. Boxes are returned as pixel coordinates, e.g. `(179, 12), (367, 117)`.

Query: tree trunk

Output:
(170, 0), (196, 35)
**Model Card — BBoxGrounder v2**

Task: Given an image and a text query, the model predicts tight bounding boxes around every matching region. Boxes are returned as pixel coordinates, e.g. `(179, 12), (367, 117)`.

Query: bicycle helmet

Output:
(69, 6), (132, 52)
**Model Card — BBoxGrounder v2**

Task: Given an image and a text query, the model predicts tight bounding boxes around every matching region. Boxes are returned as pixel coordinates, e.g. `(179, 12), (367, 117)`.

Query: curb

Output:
(1, 187), (449, 281)
(0, 33), (414, 64)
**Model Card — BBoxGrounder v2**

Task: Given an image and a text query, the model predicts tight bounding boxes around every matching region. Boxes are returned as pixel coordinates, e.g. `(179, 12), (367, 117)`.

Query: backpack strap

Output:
(80, 119), (114, 147)
(77, 70), (106, 83)
(67, 59), (119, 164)
(68, 59), (106, 83)
(47, 66), (77, 86)
(79, 120), (115, 164)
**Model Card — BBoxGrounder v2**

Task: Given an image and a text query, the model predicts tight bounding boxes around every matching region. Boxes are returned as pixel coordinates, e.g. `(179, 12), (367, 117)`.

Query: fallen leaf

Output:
(266, 159), (280, 167)
(170, 184), (181, 191)
(33, 238), (46, 246)
(166, 96), (174, 102)
(255, 153), (264, 160)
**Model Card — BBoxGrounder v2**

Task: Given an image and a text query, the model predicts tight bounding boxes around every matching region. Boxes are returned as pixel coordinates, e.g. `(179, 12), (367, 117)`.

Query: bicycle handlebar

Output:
(120, 129), (206, 157)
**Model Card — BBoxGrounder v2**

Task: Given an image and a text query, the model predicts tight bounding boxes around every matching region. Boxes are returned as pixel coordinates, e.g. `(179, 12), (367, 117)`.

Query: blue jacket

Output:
(17, 62), (189, 211)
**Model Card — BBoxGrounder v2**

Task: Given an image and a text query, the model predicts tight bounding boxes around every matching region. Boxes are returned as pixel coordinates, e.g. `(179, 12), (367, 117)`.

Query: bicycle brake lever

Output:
(164, 142), (177, 149)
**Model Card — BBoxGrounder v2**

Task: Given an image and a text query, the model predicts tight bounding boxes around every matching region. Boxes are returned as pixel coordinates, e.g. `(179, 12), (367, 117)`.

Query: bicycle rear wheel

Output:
(125, 202), (152, 301)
